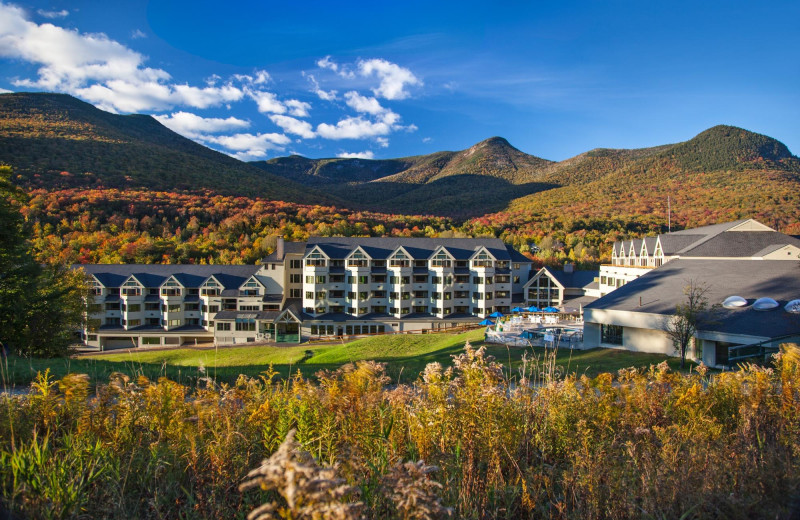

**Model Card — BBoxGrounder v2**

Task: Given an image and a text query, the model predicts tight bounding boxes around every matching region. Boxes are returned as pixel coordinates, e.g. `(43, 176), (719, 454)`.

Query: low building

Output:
(523, 264), (599, 312)
(584, 219), (800, 366)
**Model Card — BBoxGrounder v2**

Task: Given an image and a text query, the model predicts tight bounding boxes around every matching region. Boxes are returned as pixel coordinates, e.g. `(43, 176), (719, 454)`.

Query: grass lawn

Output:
(1, 329), (688, 389)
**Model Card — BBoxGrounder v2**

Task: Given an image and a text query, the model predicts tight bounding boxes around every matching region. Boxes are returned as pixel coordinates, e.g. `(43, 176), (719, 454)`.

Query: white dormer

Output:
(470, 247), (496, 268)
(89, 276), (104, 296)
(429, 247), (454, 268)
(121, 276), (143, 297)
(239, 276), (265, 296)
(627, 242), (637, 266)
(345, 246), (372, 268)
(160, 276), (183, 297)
(653, 239), (665, 267)
(201, 276), (222, 296)
(388, 247), (412, 268)
(304, 246), (328, 267)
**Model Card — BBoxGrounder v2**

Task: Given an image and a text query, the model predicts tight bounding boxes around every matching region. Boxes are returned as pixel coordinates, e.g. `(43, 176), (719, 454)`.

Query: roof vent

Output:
(722, 295), (748, 309)
(753, 297), (779, 311)
(785, 299), (800, 313)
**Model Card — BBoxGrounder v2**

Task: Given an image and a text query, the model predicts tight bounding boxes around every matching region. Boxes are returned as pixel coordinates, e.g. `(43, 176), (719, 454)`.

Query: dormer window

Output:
(472, 251), (494, 268)
(347, 250), (369, 268)
(201, 279), (220, 296)
(306, 250), (327, 267)
(430, 250), (452, 268)
(90, 279), (103, 296)
(389, 251), (410, 268)
(121, 280), (142, 296)
(241, 280), (261, 296)
(161, 280), (182, 297)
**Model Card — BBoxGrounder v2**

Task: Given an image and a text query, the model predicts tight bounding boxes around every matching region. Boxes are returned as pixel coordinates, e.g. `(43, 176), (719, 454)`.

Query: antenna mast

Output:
(667, 195), (671, 232)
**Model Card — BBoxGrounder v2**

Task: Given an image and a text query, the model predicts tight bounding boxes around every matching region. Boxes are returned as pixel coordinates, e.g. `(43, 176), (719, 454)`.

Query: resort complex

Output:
(77, 218), (800, 368)
(79, 237), (533, 349)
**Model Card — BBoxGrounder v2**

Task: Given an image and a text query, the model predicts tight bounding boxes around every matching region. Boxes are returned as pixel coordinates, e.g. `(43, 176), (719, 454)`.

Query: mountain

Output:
(0, 92), (330, 203)
(251, 137), (557, 216)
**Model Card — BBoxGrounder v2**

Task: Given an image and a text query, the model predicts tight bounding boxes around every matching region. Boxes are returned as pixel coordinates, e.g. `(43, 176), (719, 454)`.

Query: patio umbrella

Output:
(512, 306), (524, 313)
(543, 306), (559, 313)
(527, 306), (540, 313)
(489, 311), (504, 318)
(479, 318), (495, 326)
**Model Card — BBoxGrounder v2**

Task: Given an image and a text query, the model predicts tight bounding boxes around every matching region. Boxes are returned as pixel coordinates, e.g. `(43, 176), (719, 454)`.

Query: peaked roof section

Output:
(680, 231), (800, 258)
(536, 267), (598, 289)
(260, 241), (307, 262)
(304, 237), (523, 262)
(76, 264), (262, 289)
(585, 259), (800, 338)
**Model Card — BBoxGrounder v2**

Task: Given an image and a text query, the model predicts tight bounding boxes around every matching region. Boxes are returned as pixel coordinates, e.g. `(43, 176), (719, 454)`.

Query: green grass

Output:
(1, 330), (688, 388)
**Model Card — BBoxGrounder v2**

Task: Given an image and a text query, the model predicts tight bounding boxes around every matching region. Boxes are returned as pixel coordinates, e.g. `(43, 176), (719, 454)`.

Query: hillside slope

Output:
(0, 92), (330, 203)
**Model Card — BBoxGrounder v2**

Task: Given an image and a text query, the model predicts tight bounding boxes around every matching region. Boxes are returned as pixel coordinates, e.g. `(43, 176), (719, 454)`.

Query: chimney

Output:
(564, 263), (574, 273)
(276, 237), (285, 260)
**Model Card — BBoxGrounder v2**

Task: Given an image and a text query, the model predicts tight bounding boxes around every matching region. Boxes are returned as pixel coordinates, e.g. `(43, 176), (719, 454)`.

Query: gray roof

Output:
(678, 231), (800, 258)
(537, 267), (598, 290)
(304, 237), (525, 262)
(260, 241), (307, 262)
(76, 264), (262, 289)
(659, 234), (704, 255)
(667, 219), (747, 236)
(586, 259), (800, 338)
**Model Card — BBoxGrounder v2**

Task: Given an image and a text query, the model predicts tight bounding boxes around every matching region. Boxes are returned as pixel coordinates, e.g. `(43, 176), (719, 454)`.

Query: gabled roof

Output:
(74, 265), (263, 289)
(305, 237), (519, 262)
(678, 231), (800, 258)
(525, 267), (598, 290)
(585, 259), (800, 338)
(260, 241), (307, 262)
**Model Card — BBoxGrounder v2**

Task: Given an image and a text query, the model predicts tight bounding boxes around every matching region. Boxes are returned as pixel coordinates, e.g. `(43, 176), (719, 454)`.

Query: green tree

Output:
(0, 165), (88, 357)
(665, 280), (711, 369)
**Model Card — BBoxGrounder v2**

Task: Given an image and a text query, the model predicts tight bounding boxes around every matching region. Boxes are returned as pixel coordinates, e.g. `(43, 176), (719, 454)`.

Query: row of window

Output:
(303, 305), (498, 316)
(305, 290), (511, 301)
(310, 324), (387, 336)
(304, 257), (517, 270)
(94, 302), (278, 313)
(302, 274), (518, 285)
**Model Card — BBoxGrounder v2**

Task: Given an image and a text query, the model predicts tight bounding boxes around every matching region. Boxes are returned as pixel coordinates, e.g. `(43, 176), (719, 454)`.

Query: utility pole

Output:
(667, 195), (671, 232)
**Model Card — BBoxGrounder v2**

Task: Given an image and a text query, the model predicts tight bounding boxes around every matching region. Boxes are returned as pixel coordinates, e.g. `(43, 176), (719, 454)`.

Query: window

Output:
(432, 307), (441, 314)
(413, 275), (428, 284)
(358, 307), (368, 314)
(88, 303), (101, 313)
(485, 276), (493, 284)
(473, 292), (483, 300)
(142, 337), (160, 345)
(145, 302), (160, 311)
(306, 275), (314, 284)
(432, 292), (441, 300)
(290, 274), (302, 283)
(127, 304), (141, 312)
(401, 292), (410, 300)
(358, 275), (369, 284)
(121, 280), (141, 296)
(390, 252), (410, 267)
(455, 275), (469, 284)
(290, 289), (301, 298)
(209, 305), (219, 313)
(217, 322), (231, 331)
(444, 292), (452, 300)
(290, 259), (302, 269)
(167, 304), (181, 312)
(161, 280), (182, 296)
(235, 321), (256, 331)
(389, 292), (399, 300)
(316, 275), (327, 284)
(473, 277), (483, 285)
(330, 274), (344, 283)
(358, 291), (368, 300)
(485, 292), (493, 300)
(390, 307), (399, 314)
(513, 276), (520, 284)
(305, 251), (326, 267)
(601, 324), (623, 345)
(431, 276), (442, 284)
(347, 250), (369, 267)
(184, 303), (199, 311)
(240, 305), (260, 311)
(513, 263), (521, 270)
(371, 275), (386, 283)
(414, 305), (427, 313)
(168, 319), (181, 327)
(444, 276), (453, 285)
(127, 319), (141, 327)
(306, 291), (314, 299)
(472, 251), (493, 268)
(146, 318), (160, 326)
(414, 291), (428, 299)
(105, 303), (120, 311)
(430, 251), (452, 268)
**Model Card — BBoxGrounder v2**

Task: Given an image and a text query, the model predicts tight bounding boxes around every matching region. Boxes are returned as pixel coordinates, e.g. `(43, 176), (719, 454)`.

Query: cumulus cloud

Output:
(0, 87), (12, 93)
(246, 89), (286, 114)
(316, 116), (393, 140)
(0, 4), (243, 112)
(37, 9), (68, 18)
(337, 150), (374, 159)
(375, 137), (389, 148)
(285, 99), (310, 117)
(205, 132), (291, 160)
(343, 91), (384, 115)
(131, 29), (146, 39)
(153, 111), (250, 139)
(358, 58), (422, 100)
(269, 114), (315, 139)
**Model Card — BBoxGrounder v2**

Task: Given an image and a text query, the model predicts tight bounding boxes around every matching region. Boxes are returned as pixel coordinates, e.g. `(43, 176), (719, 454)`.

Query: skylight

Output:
(722, 295), (748, 309)
(753, 297), (779, 311)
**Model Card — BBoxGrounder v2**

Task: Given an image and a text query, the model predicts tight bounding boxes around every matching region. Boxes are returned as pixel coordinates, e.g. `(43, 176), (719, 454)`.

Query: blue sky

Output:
(0, 0), (798, 161)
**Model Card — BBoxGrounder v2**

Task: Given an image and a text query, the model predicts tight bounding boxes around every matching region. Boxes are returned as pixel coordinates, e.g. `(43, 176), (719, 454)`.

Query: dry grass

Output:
(1, 343), (798, 519)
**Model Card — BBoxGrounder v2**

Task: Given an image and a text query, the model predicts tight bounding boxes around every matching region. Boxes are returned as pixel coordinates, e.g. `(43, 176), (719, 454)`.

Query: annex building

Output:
(79, 237), (533, 350)
(583, 219), (800, 367)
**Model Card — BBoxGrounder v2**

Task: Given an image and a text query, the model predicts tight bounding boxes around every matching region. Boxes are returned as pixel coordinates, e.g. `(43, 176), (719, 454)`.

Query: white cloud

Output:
(0, 4), (243, 112)
(153, 111), (250, 139)
(304, 73), (337, 101)
(422, 137), (432, 143)
(285, 99), (310, 117)
(253, 70), (270, 85)
(269, 114), (315, 139)
(131, 29), (146, 39)
(376, 137), (389, 148)
(337, 151), (374, 159)
(205, 131), (291, 160)
(317, 55), (354, 79)
(0, 87), (12, 93)
(246, 89), (286, 114)
(316, 116), (393, 140)
(343, 91), (384, 115)
(37, 9), (68, 19)
(358, 58), (422, 100)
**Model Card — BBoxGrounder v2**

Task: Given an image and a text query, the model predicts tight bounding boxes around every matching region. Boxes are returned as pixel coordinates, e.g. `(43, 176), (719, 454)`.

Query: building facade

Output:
(78, 237), (534, 349)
